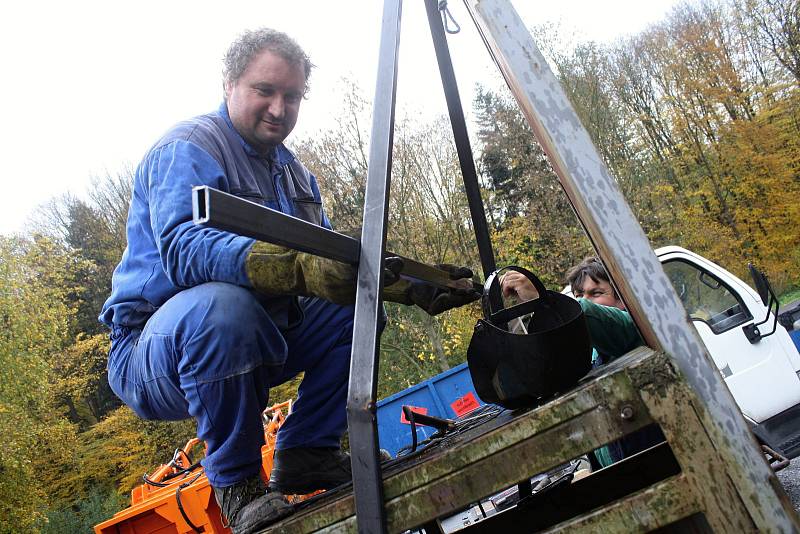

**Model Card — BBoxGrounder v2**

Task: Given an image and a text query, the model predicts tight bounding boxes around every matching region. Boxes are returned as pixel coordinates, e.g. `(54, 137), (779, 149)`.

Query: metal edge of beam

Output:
(463, 0), (798, 529)
(192, 186), (360, 264)
(192, 186), (474, 291)
(346, 0), (403, 532)
(423, 0), (497, 280)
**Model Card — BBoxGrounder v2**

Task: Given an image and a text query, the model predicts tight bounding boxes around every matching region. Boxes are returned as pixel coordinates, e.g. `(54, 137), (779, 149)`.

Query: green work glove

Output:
(383, 264), (480, 316)
(246, 242), (403, 305)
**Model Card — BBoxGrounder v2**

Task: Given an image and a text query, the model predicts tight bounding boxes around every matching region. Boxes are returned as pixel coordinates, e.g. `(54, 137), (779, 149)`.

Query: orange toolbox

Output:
(95, 401), (309, 534)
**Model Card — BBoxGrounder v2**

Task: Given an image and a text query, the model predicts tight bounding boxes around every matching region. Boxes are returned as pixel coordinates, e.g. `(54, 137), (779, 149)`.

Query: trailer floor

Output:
(259, 347), (764, 533)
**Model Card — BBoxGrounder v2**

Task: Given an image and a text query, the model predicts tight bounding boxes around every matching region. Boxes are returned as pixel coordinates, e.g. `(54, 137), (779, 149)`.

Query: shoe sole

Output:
(269, 471), (350, 495)
(236, 494), (294, 533)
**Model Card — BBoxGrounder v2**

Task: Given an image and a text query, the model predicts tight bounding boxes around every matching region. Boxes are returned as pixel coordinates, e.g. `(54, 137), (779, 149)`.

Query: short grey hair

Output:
(223, 28), (313, 92)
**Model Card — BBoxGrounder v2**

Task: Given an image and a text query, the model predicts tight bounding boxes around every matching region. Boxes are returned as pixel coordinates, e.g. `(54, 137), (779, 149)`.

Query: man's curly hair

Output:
(223, 28), (313, 94)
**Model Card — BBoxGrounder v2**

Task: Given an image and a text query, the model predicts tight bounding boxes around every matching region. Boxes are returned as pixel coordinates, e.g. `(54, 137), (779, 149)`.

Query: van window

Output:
(662, 260), (752, 334)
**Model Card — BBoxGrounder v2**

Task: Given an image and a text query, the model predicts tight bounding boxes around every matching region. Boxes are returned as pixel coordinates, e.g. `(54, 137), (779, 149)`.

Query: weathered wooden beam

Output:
(539, 475), (700, 534)
(459, 441), (682, 533)
(262, 348), (665, 533)
(263, 345), (785, 533)
(633, 356), (760, 532)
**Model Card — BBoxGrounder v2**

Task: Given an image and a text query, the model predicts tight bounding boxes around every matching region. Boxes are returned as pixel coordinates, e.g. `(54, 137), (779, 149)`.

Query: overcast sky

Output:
(0, 0), (681, 235)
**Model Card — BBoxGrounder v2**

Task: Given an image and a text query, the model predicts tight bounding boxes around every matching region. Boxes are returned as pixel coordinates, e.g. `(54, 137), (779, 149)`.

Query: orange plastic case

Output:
(95, 401), (301, 534)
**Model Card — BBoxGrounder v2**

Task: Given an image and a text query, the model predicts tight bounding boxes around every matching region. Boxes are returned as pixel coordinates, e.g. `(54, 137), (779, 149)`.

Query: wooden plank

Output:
(262, 348), (662, 533)
(459, 441), (682, 533)
(261, 348), (789, 534)
(383, 406), (649, 531)
(632, 357), (760, 532)
(383, 352), (653, 499)
(540, 475), (700, 534)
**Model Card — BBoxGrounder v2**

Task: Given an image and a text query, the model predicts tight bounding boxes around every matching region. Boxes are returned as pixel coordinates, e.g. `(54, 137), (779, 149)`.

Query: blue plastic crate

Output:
(376, 362), (485, 456)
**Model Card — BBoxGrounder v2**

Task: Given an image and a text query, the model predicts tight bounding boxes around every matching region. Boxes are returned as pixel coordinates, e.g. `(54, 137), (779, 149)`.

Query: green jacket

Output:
(578, 298), (644, 467)
(579, 298), (643, 366)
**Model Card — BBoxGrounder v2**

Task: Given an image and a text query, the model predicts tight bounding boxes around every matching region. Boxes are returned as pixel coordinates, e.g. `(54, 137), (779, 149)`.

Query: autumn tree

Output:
(295, 82), (483, 395)
(34, 170), (132, 336)
(740, 0), (800, 82)
(473, 85), (590, 285)
(0, 237), (81, 532)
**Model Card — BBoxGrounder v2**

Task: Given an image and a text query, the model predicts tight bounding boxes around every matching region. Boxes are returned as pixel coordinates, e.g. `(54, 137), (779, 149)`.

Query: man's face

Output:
(225, 49), (306, 155)
(574, 277), (625, 310)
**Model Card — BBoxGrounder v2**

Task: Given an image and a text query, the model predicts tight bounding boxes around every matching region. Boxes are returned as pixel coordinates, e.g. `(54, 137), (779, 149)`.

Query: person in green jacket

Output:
(501, 256), (663, 468)
(501, 256), (641, 362)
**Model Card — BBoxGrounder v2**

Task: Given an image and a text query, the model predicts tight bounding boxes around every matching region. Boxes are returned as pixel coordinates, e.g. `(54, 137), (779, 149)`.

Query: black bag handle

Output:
(481, 266), (555, 326)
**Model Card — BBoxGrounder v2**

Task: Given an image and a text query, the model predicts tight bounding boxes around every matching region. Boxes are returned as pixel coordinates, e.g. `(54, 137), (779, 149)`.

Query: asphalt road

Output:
(778, 458), (800, 512)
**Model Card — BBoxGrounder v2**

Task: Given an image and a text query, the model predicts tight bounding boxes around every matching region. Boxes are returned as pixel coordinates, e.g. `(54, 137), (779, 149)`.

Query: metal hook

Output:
(438, 0), (461, 34)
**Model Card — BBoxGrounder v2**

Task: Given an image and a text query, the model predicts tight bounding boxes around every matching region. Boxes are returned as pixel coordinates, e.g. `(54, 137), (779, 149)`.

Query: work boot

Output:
(269, 447), (353, 495)
(213, 476), (293, 534)
(269, 447), (394, 495)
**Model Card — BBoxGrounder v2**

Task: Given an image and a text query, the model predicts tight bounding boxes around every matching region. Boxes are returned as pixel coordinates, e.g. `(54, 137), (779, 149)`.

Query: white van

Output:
(655, 246), (800, 460)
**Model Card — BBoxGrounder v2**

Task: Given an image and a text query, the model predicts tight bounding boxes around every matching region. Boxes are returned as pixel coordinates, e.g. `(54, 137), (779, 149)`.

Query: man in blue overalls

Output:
(100, 28), (478, 533)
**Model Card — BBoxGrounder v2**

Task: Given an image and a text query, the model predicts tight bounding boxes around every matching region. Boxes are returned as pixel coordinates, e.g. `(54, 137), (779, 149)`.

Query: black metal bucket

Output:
(467, 266), (592, 409)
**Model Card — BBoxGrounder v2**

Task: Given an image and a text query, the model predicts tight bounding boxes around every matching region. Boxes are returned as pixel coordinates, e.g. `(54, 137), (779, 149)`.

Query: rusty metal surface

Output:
(464, 0), (800, 530)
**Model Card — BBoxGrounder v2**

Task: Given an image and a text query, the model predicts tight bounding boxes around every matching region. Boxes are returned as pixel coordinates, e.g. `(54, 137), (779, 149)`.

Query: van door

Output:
(659, 252), (800, 425)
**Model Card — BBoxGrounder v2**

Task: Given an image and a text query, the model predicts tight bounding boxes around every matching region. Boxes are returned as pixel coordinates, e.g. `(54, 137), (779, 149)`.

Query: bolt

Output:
(620, 405), (635, 421)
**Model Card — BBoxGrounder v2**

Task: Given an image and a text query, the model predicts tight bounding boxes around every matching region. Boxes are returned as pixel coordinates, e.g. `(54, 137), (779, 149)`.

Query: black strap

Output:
(490, 298), (550, 325)
(175, 473), (204, 533)
(482, 266), (552, 324)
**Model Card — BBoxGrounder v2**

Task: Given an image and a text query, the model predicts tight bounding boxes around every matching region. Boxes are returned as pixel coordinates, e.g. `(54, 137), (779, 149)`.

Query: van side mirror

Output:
(743, 263), (778, 343)
(748, 263), (771, 306)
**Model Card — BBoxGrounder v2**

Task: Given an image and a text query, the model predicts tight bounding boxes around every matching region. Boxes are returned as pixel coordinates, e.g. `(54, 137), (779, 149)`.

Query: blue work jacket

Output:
(100, 103), (331, 330)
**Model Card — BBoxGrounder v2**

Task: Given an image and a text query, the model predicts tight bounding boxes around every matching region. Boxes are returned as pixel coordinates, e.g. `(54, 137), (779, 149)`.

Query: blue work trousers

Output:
(107, 282), (355, 487)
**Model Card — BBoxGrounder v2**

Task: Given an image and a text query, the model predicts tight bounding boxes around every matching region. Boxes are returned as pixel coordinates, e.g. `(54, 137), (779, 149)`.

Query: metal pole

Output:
(347, 0), (402, 532)
(464, 0), (799, 529)
(424, 0), (497, 280)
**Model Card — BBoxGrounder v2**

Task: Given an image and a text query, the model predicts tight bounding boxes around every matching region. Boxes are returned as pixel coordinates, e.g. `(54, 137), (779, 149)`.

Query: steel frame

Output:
(464, 0), (798, 530)
(193, 0), (799, 531)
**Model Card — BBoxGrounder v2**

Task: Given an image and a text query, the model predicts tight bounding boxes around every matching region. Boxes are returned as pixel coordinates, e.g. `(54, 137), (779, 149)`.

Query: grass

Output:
(780, 288), (800, 307)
